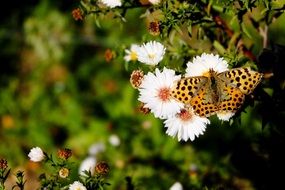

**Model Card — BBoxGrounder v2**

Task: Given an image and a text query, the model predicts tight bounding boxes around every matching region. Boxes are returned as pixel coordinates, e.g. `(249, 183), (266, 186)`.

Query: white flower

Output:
(109, 134), (120, 146)
(138, 68), (184, 119)
(216, 111), (235, 121)
(69, 181), (87, 190)
(100, 0), (122, 8)
(185, 53), (229, 77)
(79, 157), (97, 176)
(164, 108), (210, 141)
(88, 142), (105, 156)
(149, 0), (161, 5)
(124, 44), (140, 62)
(169, 182), (183, 190)
(28, 147), (45, 162)
(137, 41), (165, 65)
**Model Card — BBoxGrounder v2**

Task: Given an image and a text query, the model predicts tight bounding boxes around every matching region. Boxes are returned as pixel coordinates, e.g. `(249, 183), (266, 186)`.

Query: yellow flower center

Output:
(130, 51), (138, 61)
(148, 53), (155, 60)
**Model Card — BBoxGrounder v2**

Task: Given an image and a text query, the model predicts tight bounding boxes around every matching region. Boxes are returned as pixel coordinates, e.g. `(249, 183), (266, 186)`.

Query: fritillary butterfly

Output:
(171, 67), (263, 117)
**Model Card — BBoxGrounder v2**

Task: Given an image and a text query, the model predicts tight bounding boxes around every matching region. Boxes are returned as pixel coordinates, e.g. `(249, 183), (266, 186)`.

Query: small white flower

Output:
(124, 44), (140, 62)
(28, 147), (45, 162)
(109, 134), (120, 146)
(138, 68), (184, 119)
(216, 111), (235, 121)
(169, 182), (183, 190)
(137, 41), (165, 65)
(185, 53), (229, 77)
(149, 0), (161, 5)
(79, 157), (97, 176)
(100, 0), (122, 8)
(69, 181), (87, 190)
(164, 108), (210, 141)
(88, 142), (105, 156)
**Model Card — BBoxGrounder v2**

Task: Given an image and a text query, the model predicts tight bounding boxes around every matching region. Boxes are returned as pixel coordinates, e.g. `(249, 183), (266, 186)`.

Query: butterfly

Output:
(171, 67), (263, 117)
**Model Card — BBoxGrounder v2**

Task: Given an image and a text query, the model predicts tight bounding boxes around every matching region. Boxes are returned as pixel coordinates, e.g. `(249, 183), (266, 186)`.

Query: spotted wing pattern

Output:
(171, 76), (207, 104)
(218, 67), (263, 95)
(189, 88), (218, 117)
(170, 67), (263, 118)
(218, 84), (245, 112)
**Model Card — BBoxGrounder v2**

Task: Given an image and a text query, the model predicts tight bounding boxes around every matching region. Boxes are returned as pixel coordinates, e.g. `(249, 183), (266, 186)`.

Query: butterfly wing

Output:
(218, 67), (263, 95)
(218, 83), (245, 112)
(189, 87), (218, 117)
(171, 76), (208, 104)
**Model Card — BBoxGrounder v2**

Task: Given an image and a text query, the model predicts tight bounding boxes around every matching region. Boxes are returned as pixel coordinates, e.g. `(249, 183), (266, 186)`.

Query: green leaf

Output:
(241, 22), (253, 39)
(213, 40), (226, 54)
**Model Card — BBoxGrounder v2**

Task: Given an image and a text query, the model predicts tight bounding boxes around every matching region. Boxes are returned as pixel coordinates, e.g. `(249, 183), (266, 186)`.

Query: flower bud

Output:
(0, 158), (8, 170)
(59, 167), (69, 178)
(72, 8), (84, 21)
(57, 148), (72, 160)
(95, 161), (110, 175)
(130, 70), (144, 89)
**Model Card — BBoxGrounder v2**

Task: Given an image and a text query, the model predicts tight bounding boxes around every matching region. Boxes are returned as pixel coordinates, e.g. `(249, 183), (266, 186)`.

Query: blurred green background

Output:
(1, 0), (285, 189)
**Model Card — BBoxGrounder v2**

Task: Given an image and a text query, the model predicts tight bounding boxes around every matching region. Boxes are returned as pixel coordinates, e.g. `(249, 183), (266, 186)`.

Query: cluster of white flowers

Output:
(124, 41), (166, 65)
(125, 42), (233, 141)
(28, 147), (87, 190)
(27, 147), (90, 190)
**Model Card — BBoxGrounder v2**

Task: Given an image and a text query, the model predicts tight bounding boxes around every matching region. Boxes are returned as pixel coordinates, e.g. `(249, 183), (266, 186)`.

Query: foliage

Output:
(0, 0), (285, 189)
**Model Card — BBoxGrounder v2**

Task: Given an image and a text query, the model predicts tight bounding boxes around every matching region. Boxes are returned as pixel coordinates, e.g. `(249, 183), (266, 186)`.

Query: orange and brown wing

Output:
(218, 85), (245, 112)
(171, 76), (207, 104)
(189, 88), (218, 117)
(218, 67), (263, 95)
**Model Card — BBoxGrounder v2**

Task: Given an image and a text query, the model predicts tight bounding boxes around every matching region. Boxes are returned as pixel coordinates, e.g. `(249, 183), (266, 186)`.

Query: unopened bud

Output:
(57, 148), (72, 160)
(0, 158), (8, 170)
(95, 161), (110, 175)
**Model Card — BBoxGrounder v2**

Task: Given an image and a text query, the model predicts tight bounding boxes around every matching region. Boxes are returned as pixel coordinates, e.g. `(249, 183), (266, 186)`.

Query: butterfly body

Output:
(171, 67), (263, 117)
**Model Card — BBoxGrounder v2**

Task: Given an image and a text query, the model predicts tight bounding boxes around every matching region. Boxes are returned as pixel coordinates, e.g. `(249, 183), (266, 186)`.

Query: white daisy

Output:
(216, 111), (235, 121)
(124, 44), (140, 62)
(28, 147), (45, 162)
(164, 108), (210, 141)
(137, 41), (165, 65)
(149, 0), (161, 5)
(185, 53), (229, 77)
(69, 181), (87, 190)
(79, 157), (97, 176)
(138, 68), (184, 119)
(100, 0), (122, 8)
(169, 182), (183, 190)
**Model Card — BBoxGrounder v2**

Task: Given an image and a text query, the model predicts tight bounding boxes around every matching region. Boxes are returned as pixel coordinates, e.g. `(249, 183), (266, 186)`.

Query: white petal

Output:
(216, 111), (235, 121)
(164, 110), (210, 142)
(138, 68), (183, 119)
(185, 53), (229, 77)
(100, 0), (122, 8)
(137, 41), (165, 65)
(79, 157), (97, 176)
